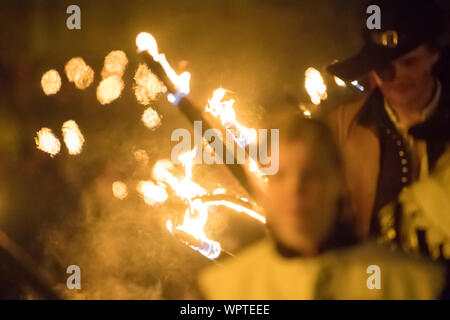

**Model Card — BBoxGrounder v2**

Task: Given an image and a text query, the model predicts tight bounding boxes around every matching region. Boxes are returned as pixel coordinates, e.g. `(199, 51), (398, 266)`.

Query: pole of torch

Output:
(138, 51), (256, 197)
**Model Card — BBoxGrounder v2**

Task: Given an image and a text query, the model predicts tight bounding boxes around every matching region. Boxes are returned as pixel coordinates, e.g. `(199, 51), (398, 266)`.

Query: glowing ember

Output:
(141, 107), (162, 130)
(65, 57), (94, 90)
(61, 120), (85, 155)
(133, 64), (165, 105)
(34, 128), (61, 157)
(334, 76), (346, 87)
(101, 50), (128, 79)
(168, 201), (222, 260)
(41, 69), (61, 95)
(305, 67), (327, 105)
(133, 149), (149, 165)
(65, 57), (85, 82)
(205, 88), (257, 147)
(136, 32), (190, 99)
(74, 65), (94, 90)
(152, 159), (176, 184)
(137, 181), (168, 206)
(112, 181), (128, 200)
(96, 75), (124, 105)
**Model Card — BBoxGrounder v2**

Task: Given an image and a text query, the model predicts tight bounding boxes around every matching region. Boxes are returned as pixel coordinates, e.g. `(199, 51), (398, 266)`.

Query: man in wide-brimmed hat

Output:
(327, 0), (450, 260)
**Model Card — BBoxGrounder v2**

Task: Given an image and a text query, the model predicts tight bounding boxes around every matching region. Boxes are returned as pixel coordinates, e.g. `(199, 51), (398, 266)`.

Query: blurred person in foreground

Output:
(326, 0), (450, 260)
(198, 115), (446, 299)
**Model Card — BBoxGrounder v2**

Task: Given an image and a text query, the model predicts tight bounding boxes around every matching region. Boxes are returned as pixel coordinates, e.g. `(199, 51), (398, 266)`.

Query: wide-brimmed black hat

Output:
(327, 0), (445, 81)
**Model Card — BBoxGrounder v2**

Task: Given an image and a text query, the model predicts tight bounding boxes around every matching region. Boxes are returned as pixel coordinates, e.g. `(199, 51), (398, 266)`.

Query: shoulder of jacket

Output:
(328, 96), (369, 129)
(325, 95), (370, 146)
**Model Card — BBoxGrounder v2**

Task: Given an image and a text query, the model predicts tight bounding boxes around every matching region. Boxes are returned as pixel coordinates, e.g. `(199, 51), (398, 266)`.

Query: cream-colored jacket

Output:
(199, 239), (445, 300)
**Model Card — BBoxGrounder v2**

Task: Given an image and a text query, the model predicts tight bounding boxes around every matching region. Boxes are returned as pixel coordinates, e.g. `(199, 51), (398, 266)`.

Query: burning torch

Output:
(135, 32), (257, 199)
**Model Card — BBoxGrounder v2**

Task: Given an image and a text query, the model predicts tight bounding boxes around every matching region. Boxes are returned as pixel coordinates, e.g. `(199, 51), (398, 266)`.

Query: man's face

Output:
(372, 44), (440, 107)
(262, 141), (341, 255)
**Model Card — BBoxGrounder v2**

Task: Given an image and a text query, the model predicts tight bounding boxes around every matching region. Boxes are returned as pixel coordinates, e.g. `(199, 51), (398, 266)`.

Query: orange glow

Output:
(136, 32), (190, 97)
(41, 69), (61, 95)
(305, 67), (327, 105)
(133, 64), (166, 105)
(65, 57), (94, 90)
(101, 50), (128, 79)
(141, 107), (162, 130)
(96, 75), (124, 105)
(34, 128), (61, 157)
(62, 120), (85, 155)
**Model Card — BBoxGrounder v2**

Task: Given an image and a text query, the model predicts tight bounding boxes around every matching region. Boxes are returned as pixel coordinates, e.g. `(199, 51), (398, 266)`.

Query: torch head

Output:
(136, 32), (158, 57)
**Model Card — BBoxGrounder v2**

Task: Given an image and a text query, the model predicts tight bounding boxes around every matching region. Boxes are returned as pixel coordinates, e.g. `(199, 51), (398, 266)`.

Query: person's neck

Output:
(388, 78), (437, 129)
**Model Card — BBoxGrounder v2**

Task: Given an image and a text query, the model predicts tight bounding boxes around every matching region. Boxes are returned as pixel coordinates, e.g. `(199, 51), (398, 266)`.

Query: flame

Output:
(212, 187), (227, 195)
(205, 88), (257, 147)
(65, 57), (85, 82)
(65, 57), (94, 90)
(351, 80), (365, 92)
(136, 32), (190, 98)
(34, 128), (61, 157)
(134, 33), (267, 259)
(152, 150), (207, 201)
(305, 67), (327, 105)
(204, 200), (266, 224)
(152, 149), (219, 259)
(96, 75), (124, 105)
(334, 76), (346, 87)
(101, 50), (128, 79)
(133, 64), (166, 105)
(62, 120), (85, 155)
(141, 107), (162, 130)
(248, 157), (268, 182)
(137, 181), (168, 206)
(112, 181), (128, 200)
(41, 69), (61, 95)
(74, 65), (94, 90)
(152, 147), (267, 259)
